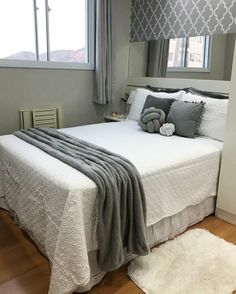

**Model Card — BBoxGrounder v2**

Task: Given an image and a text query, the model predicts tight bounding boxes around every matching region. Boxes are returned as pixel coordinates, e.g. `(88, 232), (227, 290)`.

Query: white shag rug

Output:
(128, 229), (236, 294)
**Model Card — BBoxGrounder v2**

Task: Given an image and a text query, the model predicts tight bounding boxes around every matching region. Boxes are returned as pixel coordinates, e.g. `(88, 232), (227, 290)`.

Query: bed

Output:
(0, 118), (222, 293)
(0, 76), (230, 293)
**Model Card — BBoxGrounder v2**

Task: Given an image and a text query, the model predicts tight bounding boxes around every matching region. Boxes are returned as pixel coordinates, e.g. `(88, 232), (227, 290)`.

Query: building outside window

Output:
(168, 35), (211, 71)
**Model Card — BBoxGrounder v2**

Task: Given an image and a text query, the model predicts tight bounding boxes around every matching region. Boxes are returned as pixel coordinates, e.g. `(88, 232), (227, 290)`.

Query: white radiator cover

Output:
(20, 106), (64, 129)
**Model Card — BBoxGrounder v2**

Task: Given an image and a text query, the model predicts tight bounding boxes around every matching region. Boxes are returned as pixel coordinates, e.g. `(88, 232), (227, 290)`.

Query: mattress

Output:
(0, 120), (222, 294)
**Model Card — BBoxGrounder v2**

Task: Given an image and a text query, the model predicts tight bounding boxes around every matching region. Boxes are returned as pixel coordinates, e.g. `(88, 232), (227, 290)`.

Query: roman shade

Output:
(130, 0), (236, 42)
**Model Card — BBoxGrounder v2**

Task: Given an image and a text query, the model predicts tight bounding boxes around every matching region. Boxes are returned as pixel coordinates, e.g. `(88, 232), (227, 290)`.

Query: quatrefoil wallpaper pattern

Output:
(130, 0), (236, 42)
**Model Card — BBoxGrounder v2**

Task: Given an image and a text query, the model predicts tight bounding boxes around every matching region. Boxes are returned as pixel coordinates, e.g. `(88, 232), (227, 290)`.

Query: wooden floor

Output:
(1, 209), (236, 294)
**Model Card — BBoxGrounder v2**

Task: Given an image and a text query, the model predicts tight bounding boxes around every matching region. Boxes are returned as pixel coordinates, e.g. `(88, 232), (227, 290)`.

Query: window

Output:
(167, 36), (211, 71)
(0, 0), (94, 69)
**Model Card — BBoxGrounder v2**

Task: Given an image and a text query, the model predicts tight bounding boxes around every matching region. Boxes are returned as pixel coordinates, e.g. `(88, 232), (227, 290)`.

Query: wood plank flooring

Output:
(1, 208), (236, 294)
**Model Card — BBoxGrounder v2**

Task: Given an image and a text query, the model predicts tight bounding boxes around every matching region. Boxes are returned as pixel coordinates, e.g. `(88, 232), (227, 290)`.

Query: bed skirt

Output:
(74, 195), (216, 292)
(0, 196), (8, 210)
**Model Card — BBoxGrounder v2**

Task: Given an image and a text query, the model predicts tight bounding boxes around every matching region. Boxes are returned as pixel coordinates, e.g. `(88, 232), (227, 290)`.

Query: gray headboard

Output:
(126, 77), (231, 96)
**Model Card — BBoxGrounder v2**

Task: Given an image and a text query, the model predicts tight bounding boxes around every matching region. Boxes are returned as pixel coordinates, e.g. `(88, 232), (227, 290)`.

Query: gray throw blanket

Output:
(14, 128), (149, 271)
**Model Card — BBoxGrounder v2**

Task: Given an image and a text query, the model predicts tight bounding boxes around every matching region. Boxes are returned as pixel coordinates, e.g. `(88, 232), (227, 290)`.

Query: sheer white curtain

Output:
(94, 0), (112, 104)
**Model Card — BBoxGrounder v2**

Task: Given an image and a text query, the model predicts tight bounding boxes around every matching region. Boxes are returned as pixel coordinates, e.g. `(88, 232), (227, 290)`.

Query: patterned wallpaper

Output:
(130, 0), (236, 42)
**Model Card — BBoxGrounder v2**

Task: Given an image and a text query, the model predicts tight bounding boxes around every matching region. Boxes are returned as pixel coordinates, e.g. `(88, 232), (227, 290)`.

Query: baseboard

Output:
(215, 208), (236, 226)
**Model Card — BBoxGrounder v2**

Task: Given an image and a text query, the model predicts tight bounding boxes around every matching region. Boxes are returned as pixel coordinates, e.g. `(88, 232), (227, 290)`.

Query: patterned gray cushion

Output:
(139, 107), (165, 133)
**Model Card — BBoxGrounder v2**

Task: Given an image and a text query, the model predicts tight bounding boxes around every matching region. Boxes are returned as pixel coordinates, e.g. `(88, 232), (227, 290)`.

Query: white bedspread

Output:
(0, 120), (222, 294)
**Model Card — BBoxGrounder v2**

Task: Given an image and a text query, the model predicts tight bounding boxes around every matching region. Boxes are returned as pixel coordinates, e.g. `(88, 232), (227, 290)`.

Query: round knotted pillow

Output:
(139, 107), (165, 133)
(160, 123), (175, 136)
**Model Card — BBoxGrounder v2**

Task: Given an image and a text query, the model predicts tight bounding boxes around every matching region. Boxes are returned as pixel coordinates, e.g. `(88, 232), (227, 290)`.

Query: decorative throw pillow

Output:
(126, 90), (137, 104)
(184, 93), (228, 141)
(160, 123), (175, 136)
(142, 95), (175, 116)
(127, 88), (186, 121)
(167, 101), (205, 138)
(139, 107), (165, 133)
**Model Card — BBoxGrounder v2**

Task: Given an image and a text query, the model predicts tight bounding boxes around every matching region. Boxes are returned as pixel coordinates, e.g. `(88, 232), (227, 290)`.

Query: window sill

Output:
(0, 60), (94, 71)
(167, 67), (210, 73)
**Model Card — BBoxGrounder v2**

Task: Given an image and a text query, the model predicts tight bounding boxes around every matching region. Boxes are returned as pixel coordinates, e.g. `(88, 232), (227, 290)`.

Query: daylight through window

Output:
(168, 36), (211, 70)
(0, 0), (94, 69)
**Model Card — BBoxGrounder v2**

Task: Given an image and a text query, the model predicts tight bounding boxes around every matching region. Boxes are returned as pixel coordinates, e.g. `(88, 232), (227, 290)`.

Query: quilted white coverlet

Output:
(0, 120), (222, 294)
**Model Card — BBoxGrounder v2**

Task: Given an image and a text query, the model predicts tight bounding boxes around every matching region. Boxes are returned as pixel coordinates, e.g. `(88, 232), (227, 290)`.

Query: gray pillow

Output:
(145, 85), (183, 93)
(142, 95), (175, 116)
(188, 87), (229, 100)
(167, 101), (204, 138)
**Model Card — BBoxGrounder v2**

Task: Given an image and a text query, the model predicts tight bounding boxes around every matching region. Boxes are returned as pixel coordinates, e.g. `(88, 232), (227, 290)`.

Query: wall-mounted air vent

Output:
(33, 108), (57, 128)
(19, 106), (64, 129)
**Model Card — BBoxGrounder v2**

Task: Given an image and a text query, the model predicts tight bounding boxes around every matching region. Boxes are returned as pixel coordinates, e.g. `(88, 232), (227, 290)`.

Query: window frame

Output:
(167, 36), (212, 73)
(0, 0), (95, 70)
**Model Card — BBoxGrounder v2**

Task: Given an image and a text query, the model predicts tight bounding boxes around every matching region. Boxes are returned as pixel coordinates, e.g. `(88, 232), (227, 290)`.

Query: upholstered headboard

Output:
(126, 77), (231, 97)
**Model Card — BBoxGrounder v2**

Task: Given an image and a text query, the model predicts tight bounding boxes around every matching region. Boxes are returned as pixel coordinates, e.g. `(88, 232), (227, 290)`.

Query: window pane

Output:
(168, 38), (185, 67)
(0, 1), (36, 60)
(186, 36), (206, 68)
(48, 0), (87, 63)
(36, 0), (48, 61)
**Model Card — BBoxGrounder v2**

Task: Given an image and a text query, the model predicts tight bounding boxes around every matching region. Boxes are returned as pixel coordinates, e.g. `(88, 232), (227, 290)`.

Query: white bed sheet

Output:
(0, 120), (222, 294)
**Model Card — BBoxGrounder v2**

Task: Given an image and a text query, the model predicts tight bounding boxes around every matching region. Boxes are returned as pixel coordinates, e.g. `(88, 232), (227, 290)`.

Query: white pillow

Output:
(185, 92), (228, 141)
(126, 90), (137, 104)
(127, 88), (186, 121)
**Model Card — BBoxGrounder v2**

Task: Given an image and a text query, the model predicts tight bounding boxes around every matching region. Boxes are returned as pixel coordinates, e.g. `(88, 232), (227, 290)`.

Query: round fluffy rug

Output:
(128, 229), (236, 294)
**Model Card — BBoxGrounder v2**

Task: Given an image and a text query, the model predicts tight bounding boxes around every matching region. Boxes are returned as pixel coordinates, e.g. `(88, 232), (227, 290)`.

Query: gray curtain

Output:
(147, 39), (170, 78)
(94, 0), (112, 104)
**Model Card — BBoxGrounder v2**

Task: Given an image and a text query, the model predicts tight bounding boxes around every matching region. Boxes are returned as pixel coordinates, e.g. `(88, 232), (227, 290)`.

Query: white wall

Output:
(0, 68), (104, 135)
(224, 33), (236, 80)
(216, 38), (236, 222)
